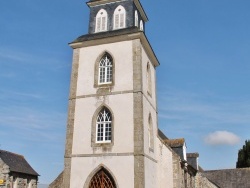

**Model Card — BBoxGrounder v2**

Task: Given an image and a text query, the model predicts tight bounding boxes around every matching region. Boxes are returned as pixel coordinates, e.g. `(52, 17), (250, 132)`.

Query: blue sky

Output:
(1, 0), (250, 184)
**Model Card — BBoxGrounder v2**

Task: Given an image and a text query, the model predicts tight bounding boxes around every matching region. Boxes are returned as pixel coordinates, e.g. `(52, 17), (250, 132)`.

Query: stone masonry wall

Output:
(49, 171), (63, 188)
(195, 172), (219, 188)
(172, 151), (220, 188)
(0, 159), (10, 187)
(0, 160), (37, 188)
(172, 152), (184, 188)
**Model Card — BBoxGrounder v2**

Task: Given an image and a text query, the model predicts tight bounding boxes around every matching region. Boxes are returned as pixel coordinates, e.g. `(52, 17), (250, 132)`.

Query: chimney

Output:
(187, 153), (199, 170)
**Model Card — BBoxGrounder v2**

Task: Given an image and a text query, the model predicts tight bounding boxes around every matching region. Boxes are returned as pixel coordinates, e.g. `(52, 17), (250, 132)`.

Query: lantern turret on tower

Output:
(86, 0), (148, 34)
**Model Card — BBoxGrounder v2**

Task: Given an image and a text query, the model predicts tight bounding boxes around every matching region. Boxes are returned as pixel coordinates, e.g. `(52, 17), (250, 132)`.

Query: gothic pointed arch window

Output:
(135, 10), (138, 27)
(96, 107), (112, 143)
(113, 5), (126, 30)
(95, 9), (108, 33)
(99, 53), (113, 84)
(147, 62), (152, 96)
(148, 113), (154, 150)
(89, 168), (116, 188)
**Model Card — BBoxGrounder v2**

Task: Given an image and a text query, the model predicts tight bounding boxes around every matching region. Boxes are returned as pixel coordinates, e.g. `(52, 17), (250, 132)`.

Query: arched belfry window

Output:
(147, 62), (152, 95)
(96, 107), (112, 143)
(113, 5), (126, 30)
(99, 53), (113, 84)
(148, 114), (154, 150)
(140, 20), (144, 31)
(135, 10), (138, 27)
(95, 9), (108, 33)
(89, 168), (116, 188)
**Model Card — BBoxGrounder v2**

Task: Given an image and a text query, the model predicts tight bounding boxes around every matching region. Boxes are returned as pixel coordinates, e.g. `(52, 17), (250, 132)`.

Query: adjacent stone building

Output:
(203, 168), (250, 188)
(0, 150), (39, 188)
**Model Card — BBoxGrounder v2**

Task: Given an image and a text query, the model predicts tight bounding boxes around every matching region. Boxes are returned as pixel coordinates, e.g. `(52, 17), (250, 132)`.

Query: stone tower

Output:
(63, 0), (159, 187)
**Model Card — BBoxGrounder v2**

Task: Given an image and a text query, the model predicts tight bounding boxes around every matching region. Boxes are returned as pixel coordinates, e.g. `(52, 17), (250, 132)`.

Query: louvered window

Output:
(99, 53), (113, 84)
(140, 20), (144, 31)
(135, 10), (138, 27)
(113, 5), (126, 30)
(96, 108), (112, 143)
(95, 9), (108, 33)
(89, 168), (116, 188)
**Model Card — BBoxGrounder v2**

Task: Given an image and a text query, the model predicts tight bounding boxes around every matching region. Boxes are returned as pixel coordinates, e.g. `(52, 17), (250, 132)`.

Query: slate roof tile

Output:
(0, 150), (39, 176)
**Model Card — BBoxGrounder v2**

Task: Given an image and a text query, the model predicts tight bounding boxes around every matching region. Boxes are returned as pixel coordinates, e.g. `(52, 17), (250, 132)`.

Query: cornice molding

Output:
(69, 31), (159, 67)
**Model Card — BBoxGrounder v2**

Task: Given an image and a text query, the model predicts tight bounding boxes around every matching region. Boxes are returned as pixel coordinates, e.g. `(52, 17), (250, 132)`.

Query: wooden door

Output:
(89, 169), (116, 188)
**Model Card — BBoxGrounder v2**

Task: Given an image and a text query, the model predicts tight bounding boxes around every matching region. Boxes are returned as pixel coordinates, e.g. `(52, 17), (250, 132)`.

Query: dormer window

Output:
(95, 9), (108, 33)
(113, 5), (126, 30)
(135, 10), (138, 27)
(140, 20), (144, 31)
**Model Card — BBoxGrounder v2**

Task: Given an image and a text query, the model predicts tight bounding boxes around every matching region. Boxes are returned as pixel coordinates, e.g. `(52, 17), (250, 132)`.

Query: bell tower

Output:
(63, 0), (160, 187)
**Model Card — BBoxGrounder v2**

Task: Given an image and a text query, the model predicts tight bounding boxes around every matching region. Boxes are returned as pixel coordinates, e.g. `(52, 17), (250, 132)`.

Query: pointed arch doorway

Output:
(89, 168), (116, 188)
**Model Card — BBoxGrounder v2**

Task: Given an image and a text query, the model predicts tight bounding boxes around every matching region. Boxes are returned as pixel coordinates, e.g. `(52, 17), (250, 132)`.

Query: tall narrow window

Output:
(140, 20), (144, 31)
(89, 168), (116, 188)
(95, 9), (108, 33)
(113, 5), (126, 30)
(96, 108), (112, 143)
(148, 114), (154, 150)
(99, 53), (113, 84)
(147, 63), (152, 95)
(135, 10), (138, 27)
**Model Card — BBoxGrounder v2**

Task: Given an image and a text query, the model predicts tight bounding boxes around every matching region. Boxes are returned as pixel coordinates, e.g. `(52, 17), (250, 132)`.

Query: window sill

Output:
(91, 142), (114, 149)
(96, 141), (111, 144)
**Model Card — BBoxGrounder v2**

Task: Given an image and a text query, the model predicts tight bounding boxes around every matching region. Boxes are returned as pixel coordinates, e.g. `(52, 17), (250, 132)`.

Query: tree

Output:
(236, 140), (250, 168)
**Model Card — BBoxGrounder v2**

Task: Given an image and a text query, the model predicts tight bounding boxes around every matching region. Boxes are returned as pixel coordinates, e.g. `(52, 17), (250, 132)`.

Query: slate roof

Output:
(0, 150), (39, 176)
(158, 129), (169, 140)
(70, 27), (141, 44)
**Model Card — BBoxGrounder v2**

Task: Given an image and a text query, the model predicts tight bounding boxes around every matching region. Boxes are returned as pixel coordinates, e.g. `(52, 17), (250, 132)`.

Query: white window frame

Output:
(95, 9), (108, 33)
(96, 108), (112, 143)
(183, 143), (187, 161)
(135, 10), (138, 27)
(98, 54), (113, 85)
(140, 20), (144, 31)
(113, 5), (126, 30)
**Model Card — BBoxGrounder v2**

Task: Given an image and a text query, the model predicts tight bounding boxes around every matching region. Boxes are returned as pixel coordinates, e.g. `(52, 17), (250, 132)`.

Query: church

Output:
(49, 0), (249, 188)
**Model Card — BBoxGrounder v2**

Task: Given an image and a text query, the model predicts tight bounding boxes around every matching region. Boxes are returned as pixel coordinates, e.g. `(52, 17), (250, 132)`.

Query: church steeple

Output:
(86, 0), (148, 34)
(61, 0), (160, 187)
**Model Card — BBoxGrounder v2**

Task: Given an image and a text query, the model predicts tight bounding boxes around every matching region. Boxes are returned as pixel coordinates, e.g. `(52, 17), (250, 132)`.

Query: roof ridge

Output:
(0, 149), (24, 158)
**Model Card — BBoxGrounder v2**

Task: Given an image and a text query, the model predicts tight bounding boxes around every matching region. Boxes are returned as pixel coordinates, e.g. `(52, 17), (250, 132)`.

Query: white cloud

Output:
(204, 131), (240, 146)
